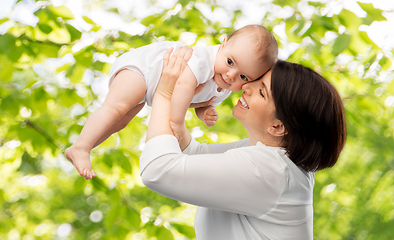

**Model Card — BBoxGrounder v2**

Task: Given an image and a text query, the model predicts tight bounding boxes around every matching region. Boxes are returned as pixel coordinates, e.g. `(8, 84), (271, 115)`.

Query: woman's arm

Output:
(140, 138), (286, 217)
(145, 47), (193, 142)
(182, 137), (250, 155)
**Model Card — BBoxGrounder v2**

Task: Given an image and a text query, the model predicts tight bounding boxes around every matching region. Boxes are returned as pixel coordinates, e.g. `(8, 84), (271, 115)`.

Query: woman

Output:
(140, 47), (346, 239)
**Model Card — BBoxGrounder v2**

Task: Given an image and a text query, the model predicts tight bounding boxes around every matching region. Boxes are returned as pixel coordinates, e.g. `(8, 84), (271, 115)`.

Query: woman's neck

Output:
(248, 133), (285, 148)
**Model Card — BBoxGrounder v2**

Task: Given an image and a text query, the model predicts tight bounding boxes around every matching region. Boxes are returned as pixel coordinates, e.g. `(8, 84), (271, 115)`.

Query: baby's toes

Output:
(80, 168), (88, 178)
(87, 170), (94, 180)
(91, 170), (97, 178)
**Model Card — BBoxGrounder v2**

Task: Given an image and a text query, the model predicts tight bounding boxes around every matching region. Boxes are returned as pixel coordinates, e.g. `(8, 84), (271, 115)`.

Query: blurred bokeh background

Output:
(1, 0), (393, 239)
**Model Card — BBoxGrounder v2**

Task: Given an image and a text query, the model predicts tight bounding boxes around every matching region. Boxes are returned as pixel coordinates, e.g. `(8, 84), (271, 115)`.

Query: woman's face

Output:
(232, 71), (278, 134)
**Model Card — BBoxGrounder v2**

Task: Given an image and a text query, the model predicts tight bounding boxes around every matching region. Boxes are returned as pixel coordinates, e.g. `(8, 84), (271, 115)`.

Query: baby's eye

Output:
(260, 89), (265, 98)
(227, 58), (233, 66)
(240, 75), (248, 81)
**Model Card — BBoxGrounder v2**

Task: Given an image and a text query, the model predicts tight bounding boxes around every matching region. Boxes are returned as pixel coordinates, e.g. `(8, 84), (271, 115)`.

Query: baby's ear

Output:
(220, 37), (228, 48)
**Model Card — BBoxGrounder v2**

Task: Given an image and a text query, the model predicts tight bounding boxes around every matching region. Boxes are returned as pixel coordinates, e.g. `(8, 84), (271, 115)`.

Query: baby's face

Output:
(213, 37), (269, 91)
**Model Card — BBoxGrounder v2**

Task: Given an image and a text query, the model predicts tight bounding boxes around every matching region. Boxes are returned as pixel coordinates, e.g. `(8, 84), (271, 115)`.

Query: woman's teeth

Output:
(240, 97), (249, 109)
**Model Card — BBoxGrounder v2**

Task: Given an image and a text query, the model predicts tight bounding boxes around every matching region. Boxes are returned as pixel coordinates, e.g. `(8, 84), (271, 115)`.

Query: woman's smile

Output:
(238, 95), (249, 109)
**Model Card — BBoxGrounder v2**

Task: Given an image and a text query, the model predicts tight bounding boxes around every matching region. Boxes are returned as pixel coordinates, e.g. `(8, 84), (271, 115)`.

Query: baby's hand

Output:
(203, 106), (218, 127)
(170, 121), (186, 142)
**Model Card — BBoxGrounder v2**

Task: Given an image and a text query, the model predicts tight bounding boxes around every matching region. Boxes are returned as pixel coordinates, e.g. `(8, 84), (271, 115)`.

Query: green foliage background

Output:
(1, 0), (393, 239)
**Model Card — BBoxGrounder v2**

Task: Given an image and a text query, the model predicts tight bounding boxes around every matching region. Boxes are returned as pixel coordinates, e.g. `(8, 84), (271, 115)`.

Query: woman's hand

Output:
(155, 46), (193, 100)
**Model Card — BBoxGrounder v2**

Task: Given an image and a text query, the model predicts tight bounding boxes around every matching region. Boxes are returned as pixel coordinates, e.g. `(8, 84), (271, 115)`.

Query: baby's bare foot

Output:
(65, 146), (96, 180)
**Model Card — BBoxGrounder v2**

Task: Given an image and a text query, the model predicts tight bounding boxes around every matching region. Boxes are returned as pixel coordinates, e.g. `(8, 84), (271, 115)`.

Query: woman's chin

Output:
(232, 105), (241, 121)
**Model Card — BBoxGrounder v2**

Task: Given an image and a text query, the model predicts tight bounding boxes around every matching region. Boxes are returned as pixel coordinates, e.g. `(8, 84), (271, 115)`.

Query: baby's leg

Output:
(65, 69), (146, 179)
(93, 102), (145, 148)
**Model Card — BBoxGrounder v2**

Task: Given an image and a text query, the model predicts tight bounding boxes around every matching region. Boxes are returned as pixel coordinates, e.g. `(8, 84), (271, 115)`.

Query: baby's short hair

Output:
(228, 25), (278, 68)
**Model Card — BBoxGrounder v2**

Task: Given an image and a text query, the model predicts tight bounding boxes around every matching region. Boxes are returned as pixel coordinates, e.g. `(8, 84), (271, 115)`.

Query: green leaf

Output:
(48, 5), (74, 20)
(18, 151), (42, 174)
(47, 27), (71, 44)
(91, 177), (107, 191)
(157, 226), (174, 240)
(0, 18), (9, 25)
(34, 8), (49, 22)
(287, 48), (306, 62)
(364, 52), (377, 70)
(30, 87), (49, 114)
(1, 95), (20, 117)
(74, 50), (93, 67)
(308, 2), (325, 8)
(273, 0), (298, 7)
(358, 2), (386, 22)
(359, 31), (380, 50)
(127, 208), (141, 229)
(119, 155), (132, 173)
(0, 55), (14, 81)
(185, 9), (206, 32)
(92, 61), (105, 71)
(171, 223), (196, 238)
(141, 14), (161, 26)
(82, 16), (95, 24)
(66, 64), (86, 83)
(102, 152), (113, 168)
(114, 150), (132, 173)
(17, 122), (54, 153)
(54, 209), (77, 222)
(106, 203), (120, 228)
(0, 33), (16, 55)
(37, 23), (53, 34)
(59, 89), (84, 108)
(179, 0), (192, 7)
(337, 9), (361, 32)
(318, 16), (336, 31)
(36, 43), (61, 58)
(332, 34), (351, 56)
(347, 33), (370, 56)
(65, 23), (82, 42)
(285, 18), (304, 43)
(8, 46), (23, 62)
(379, 56), (392, 71)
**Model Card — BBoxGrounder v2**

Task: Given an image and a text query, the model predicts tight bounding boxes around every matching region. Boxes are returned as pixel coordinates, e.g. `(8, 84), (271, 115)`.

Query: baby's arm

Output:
(195, 106), (218, 127)
(170, 66), (198, 141)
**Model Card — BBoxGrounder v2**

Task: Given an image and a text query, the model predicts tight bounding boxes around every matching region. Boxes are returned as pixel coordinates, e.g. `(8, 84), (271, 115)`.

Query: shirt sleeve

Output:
(183, 137), (250, 155)
(188, 46), (217, 85)
(140, 135), (287, 218)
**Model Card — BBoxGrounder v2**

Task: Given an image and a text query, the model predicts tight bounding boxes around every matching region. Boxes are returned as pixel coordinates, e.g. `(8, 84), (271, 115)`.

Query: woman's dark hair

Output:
(271, 60), (346, 171)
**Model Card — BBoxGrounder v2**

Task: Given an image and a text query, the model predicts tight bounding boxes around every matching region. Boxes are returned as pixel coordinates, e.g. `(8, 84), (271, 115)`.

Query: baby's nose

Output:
(227, 70), (237, 80)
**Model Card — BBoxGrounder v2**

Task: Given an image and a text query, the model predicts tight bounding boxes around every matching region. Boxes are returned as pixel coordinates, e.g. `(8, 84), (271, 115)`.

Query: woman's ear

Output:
(268, 120), (287, 137)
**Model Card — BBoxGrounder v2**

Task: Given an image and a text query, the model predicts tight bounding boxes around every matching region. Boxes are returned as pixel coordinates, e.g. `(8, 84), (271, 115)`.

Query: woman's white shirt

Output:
(140, 135), (314, 240)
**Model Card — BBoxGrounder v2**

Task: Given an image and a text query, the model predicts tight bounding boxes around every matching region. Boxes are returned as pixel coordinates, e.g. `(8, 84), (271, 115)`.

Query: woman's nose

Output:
(242, 81), (252, 93)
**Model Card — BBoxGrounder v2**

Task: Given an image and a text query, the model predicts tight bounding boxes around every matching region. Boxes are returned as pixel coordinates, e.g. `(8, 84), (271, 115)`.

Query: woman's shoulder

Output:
(228, 142), (289, 174)
(234, 143), (314, 198)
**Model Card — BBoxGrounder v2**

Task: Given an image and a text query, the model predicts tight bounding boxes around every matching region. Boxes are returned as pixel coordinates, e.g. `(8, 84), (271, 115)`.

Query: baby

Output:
(65, 24), (278, 179)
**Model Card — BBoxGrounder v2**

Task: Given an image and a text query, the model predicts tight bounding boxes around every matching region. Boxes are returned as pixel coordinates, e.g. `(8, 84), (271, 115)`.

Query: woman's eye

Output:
(260, 89), (265, 98)
(227, 58), (233, 66)
(240, 75), (248, 81)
